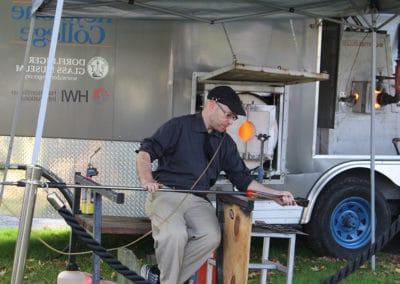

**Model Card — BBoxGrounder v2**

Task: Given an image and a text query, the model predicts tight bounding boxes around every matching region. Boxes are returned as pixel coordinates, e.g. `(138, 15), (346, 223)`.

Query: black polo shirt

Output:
(139, 113), (254, 192)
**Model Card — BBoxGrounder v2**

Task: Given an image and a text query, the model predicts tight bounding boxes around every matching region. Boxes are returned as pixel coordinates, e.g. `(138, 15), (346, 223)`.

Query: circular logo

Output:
(87, 57), (109, 80)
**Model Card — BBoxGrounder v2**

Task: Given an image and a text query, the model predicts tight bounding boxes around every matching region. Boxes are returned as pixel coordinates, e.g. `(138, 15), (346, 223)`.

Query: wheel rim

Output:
(330, 197), (371, 249)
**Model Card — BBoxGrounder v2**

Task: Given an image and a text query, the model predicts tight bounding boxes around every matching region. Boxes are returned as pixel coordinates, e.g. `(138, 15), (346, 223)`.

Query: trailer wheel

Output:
(306, 177), (391, 258)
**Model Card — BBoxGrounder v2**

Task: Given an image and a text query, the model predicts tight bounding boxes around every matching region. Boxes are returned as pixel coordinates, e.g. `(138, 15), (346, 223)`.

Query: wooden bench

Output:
(76, 215), (151, 235)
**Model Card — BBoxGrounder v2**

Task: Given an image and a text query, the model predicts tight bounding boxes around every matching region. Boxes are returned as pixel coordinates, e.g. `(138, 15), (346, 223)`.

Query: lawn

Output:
(0, 228), (399, 283)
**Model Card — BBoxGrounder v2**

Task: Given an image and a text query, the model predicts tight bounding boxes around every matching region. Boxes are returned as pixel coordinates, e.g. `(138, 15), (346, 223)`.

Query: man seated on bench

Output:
(136, 85), (296, 284)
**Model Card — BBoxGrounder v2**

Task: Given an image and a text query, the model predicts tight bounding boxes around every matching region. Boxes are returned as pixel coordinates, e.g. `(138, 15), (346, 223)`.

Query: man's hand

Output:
(247, 180), (297, 206)
(136, 151), (162, 193)
(270, 191), (296, 206)
(142, 181), (162, 193)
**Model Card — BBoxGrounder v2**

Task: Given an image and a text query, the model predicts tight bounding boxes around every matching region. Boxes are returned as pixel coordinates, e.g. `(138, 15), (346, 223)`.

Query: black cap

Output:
(207, 86), (246, 116)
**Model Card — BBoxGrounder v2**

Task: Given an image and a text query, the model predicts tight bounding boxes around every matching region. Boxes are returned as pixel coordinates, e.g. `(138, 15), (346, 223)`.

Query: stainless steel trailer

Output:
(1, 1), (400, 276)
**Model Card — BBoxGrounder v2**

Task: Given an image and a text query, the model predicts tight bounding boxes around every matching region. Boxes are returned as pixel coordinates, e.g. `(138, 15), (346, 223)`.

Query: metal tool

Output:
(256, 133), (270, 182)
(1, 179), (309, 207)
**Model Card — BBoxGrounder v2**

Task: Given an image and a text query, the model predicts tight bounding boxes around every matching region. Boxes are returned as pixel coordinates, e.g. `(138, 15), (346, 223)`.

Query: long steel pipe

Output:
(0, 180), (309, 207)
(370, 14), (377, 272)
(48, 183), (274, 197)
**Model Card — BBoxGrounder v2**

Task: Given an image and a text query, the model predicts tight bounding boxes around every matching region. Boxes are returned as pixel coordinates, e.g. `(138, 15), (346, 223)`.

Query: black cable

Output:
(8, 164), (73, 206)
(56, 206), (150, 284)
(322, 215), (400, 284)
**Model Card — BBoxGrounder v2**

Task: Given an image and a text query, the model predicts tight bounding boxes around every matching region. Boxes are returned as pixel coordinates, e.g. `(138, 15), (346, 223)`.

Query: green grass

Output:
(0, 228), (154, 283)
(248, 237), (400, 284)
(0, 229), (399, 283)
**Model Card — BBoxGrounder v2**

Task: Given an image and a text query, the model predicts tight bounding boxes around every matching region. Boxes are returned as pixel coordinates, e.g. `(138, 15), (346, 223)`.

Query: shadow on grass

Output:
(0, 227), (156, 283)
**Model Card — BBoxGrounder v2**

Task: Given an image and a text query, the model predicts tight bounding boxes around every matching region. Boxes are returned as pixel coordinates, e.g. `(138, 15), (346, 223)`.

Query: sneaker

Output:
(140, 264), (160, 284)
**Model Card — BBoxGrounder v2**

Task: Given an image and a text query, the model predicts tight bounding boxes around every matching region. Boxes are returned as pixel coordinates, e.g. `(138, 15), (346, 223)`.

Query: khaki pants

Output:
(145, 192), (221, 284)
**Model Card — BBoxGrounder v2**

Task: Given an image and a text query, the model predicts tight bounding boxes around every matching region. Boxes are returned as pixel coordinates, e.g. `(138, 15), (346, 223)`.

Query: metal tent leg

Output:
(11, 165), (42, 284)
(11, 0), (65, 282)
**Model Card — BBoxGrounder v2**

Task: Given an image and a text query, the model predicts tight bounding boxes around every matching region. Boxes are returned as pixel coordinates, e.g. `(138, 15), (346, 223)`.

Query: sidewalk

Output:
(0, 215), (68, 229)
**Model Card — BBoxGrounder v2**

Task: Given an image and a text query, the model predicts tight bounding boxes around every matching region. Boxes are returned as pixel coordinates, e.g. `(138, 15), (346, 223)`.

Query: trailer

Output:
(0, 0), (399, 263)
(190, 25), (400, 259)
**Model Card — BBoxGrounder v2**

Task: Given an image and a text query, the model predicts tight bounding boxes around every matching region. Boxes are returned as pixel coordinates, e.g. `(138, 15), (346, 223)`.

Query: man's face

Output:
(210, 101), (238, 132)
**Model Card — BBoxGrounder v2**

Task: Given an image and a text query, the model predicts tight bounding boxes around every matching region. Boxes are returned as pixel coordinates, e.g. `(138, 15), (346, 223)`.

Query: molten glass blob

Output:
(374, 89), (382, 109)
(353, 92), (359, 102)
(238, 120), (255, 142)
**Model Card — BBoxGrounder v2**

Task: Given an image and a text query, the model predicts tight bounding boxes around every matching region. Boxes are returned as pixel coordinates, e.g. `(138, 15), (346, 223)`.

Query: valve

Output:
(81, 147), (101, 214)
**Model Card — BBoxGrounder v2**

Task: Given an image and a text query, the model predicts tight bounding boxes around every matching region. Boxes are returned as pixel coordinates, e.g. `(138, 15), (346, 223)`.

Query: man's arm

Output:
(136, 151), (161, 193)
(248, 180), (296, 206)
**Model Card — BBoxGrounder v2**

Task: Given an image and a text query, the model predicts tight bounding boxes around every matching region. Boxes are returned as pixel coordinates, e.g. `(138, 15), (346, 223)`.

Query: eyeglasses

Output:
(216, 102), (238, 121)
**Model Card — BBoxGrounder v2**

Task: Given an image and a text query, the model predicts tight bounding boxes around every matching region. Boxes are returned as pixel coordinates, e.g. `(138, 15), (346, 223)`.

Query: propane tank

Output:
(57, 271), (116, 284)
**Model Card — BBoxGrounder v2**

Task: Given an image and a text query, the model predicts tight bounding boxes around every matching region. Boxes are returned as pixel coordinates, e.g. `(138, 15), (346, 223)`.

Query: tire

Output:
(305, 177), (391, 259)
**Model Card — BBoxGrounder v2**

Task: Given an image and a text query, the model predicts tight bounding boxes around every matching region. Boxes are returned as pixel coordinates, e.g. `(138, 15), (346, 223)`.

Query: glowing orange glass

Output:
(374, 89), (382, 109)
(238, 120), (255, 142)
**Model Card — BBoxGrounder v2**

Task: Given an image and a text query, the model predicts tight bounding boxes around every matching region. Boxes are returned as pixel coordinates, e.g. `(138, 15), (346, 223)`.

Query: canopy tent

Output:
(31, 0), (399, 22)
(7, 0), (400, 283)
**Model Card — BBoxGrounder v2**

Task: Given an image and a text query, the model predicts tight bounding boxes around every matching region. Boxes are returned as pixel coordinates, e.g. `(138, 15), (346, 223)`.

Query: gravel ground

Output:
(0, 215), (68, 229)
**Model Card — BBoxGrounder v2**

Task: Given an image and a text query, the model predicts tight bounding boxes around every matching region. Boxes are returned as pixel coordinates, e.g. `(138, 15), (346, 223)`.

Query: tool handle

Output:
(247, 190), (309, 207)
(294, 197), (309, 207)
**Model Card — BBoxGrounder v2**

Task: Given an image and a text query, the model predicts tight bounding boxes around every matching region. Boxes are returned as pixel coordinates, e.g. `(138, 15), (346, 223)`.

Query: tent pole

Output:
(370, 13), (377, 272)
(377, 14), (398, 30)
(346, 0), (372, 29)
(31, 1), (64, 165)
(249, 1), (367, 30)
(11, 0), (65, 283)
(0, 16), (36, 207)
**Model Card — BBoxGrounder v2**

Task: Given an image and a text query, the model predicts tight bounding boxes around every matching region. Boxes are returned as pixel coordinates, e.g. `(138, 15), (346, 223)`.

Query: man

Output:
(136, 85), (296, 284)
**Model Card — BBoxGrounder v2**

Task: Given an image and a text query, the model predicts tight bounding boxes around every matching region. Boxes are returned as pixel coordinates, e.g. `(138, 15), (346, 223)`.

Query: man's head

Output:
(202, 86), (246, 132)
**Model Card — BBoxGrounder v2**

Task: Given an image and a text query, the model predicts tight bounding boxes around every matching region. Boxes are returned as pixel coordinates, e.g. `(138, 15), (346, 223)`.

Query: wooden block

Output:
(223, 202), (252, 284)
(117, 248), (141, 284)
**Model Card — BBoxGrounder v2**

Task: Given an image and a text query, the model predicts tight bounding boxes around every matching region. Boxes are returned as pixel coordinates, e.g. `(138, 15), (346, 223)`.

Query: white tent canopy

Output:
(31, 0), (399, 22)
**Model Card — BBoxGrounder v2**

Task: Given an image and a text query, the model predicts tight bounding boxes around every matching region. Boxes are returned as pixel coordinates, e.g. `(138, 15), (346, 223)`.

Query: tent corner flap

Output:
(31, 0), (46, 15)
